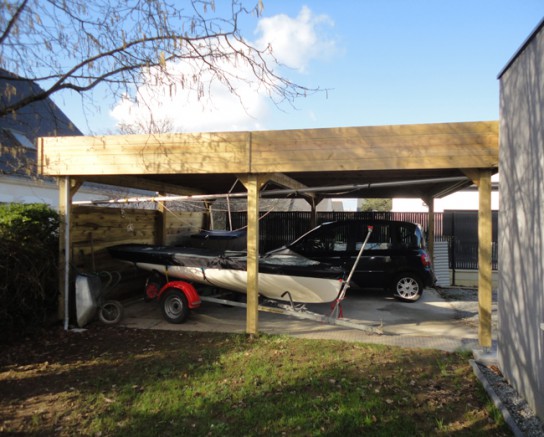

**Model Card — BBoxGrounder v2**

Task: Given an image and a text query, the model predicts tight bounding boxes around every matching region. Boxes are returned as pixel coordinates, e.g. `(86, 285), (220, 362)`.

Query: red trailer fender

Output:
(158, 281), (201, 309)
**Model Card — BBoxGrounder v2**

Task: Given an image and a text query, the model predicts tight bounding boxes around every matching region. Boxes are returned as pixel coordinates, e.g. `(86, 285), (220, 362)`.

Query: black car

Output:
(269, 219), (436, 302)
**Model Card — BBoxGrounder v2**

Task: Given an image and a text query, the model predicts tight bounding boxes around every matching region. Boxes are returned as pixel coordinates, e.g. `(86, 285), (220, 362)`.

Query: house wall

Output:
(499, 24), (544, 419)
(0, 176), (109, 207)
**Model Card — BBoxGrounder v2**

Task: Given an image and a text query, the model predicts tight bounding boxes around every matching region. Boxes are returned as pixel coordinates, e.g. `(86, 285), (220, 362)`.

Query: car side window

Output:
(303, 223), (350, 255)
(356, 223), (391, 251)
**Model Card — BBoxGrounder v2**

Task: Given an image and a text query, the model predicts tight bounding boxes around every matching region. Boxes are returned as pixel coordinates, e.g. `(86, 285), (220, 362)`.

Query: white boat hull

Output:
(135, 262), (343, 304)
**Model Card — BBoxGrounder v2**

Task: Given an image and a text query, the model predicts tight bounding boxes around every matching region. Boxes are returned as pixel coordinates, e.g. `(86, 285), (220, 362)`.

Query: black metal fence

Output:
(228, 210), (498, 270)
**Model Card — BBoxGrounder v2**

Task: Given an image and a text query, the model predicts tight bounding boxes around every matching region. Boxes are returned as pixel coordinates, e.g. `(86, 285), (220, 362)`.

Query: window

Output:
(297, 222), (350, 255)
(4, 128), (35, 150)
(357, 223), (391, 251)
(397, 224), (420, 248)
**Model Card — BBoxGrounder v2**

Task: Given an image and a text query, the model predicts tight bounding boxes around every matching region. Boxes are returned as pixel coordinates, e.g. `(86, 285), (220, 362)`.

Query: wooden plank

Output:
(252, 132), (497, 152)
(249, 122), (498, 172)
(252, 141), (497, 159)
(251, 155), (498, 173)
(40, 131), (250, 176)
(39, 121), (498, 176)
(163, 210), (204, 246)
(70, 206), (205, 272)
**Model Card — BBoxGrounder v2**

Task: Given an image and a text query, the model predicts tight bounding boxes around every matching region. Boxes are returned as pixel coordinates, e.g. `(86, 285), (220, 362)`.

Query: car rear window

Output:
(397, 224), (423, 248)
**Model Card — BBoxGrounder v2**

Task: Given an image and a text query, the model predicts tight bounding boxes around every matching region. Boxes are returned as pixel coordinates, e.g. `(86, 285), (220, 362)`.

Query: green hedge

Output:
(0, 203), (59, 343)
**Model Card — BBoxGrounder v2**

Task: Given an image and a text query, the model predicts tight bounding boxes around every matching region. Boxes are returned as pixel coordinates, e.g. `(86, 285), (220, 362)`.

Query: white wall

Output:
(0, 176), (109, 208)
(499, 24), (544, 419)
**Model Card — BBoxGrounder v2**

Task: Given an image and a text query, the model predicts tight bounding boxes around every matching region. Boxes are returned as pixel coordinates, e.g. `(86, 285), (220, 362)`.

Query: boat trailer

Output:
(147, 226), (383, 335)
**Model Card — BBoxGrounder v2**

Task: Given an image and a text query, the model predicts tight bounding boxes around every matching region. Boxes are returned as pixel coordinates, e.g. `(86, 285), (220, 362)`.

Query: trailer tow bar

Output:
(199, 293), (383, 335)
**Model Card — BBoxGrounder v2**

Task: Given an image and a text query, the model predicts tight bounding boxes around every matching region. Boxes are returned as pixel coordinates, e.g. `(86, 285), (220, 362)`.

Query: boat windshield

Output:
(261, 253), (321, 266)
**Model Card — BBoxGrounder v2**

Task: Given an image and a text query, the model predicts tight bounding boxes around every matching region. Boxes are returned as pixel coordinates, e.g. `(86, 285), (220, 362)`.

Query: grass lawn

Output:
(0, 325), (510, 436)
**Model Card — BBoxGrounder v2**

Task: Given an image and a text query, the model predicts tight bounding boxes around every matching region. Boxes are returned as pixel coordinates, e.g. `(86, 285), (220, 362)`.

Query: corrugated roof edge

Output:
(498, 16), (544, 79)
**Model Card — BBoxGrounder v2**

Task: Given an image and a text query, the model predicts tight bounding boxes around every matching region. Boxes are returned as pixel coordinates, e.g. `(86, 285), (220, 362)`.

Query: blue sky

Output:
(56, 1), (544, 135)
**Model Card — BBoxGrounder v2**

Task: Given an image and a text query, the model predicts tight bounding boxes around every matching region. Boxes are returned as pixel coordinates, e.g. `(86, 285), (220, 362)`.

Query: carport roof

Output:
(38, 120), (498, 200)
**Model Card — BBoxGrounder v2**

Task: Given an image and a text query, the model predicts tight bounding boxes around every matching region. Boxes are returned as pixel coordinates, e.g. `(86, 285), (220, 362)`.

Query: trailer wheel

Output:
(161, 288), (190, 323)
(99, 300), (124, 324)
(392, 274), (423, 303)
(144, 272), (165, 302)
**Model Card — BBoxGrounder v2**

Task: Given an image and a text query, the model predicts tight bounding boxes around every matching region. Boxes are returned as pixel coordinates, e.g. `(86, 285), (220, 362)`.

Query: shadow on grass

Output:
(0, 325), (510, 436)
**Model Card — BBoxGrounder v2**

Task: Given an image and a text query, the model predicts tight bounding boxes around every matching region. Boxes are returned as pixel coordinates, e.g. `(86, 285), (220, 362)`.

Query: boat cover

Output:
(108, 244), (344, 279)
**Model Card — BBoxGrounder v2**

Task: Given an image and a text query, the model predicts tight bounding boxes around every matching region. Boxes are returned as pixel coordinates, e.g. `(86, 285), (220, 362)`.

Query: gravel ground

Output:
(437, 287), (544, 437)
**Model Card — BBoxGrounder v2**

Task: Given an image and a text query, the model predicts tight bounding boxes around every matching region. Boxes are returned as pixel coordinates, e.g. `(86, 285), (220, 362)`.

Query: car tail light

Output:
(420, 252), (432, 267)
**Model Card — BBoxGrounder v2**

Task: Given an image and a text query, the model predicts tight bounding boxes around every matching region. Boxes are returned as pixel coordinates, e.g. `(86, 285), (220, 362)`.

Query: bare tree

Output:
(0, 0), (316, 118)
(117, 115), (174, 135)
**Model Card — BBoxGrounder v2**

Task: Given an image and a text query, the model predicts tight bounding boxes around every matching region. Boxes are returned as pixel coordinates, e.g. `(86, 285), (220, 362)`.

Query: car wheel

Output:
(161, 288), (190, 323)
(392, 274), (423, 302)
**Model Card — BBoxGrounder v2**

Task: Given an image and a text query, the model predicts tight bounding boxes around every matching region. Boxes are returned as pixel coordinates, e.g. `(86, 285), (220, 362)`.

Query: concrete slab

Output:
(119, 288), (485, 352)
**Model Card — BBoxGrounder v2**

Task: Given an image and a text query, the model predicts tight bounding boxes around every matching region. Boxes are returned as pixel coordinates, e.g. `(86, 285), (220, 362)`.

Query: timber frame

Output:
(39, 120), (499, 346)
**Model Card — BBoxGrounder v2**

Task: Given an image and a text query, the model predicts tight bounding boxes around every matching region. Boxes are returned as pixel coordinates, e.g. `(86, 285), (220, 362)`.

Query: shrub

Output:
(0, 203), (59, 343)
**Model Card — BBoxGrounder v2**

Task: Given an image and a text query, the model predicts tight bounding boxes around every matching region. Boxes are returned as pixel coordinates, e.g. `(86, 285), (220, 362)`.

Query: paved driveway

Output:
(118, 287), (489, 352)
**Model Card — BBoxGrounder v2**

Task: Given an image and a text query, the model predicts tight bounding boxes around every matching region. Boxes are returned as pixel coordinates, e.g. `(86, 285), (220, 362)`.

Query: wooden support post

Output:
(477, 170), (493, 348)
(239, 174), (269, 337)
(58, 177), (79, 328)
(155, 193), (167, 245)
(307, 196), (322, 230)
(203, 201), (213, 230)
(424, 196), (435, 260)
(58, 177), (68, 323)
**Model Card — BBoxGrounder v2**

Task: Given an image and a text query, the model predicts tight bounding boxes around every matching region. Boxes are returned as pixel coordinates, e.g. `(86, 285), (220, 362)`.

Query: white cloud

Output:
(110, 6), (337, 133)
(255, 6), (337, 73)
(111, 62), (268, 133)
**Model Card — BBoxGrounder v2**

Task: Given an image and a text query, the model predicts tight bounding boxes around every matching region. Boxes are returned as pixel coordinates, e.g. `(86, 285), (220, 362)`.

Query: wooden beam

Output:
(70, 178), (84, 197)
(462, 169), (482, 186)
(432, 179), (473, 198)
(81, 175), (204, 196)
(239, 174), (269, 337)
(268, 173), (314, 194)
(250, 121), (499, 173)
(477, 169), (493, 348)
(39, 122), (498, 177)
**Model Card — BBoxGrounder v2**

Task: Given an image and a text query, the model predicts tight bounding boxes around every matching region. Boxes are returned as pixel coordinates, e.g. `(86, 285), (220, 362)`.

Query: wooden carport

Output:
(38, 120), (499, 347)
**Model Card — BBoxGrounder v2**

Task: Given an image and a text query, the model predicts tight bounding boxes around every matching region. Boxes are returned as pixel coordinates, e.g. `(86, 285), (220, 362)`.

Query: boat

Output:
(107, 243), (346, 304)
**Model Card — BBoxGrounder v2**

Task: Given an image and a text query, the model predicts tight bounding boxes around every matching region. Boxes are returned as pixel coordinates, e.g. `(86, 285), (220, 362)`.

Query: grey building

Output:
(498, 18), (544, 419)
